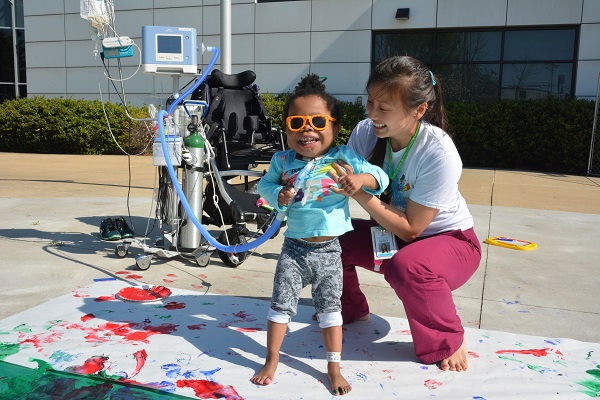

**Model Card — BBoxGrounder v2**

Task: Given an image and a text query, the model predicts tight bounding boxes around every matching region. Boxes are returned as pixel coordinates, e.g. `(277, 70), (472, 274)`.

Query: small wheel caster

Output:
(135, 254), (151, 271)
(194, 251), (211, 267)
(115, 244), (128, 258)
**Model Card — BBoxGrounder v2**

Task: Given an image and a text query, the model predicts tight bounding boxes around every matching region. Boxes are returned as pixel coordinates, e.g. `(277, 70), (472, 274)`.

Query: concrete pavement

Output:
(1, 152), (599, 343)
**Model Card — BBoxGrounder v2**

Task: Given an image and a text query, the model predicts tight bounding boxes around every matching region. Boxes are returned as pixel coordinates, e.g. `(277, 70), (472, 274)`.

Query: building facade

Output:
(12, 0), (600, 106)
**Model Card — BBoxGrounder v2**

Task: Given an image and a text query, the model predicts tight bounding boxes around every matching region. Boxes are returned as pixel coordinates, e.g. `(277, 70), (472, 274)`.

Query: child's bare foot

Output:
(328, 363), (351, 395)
(250, 360), (278, 385)
(439, 338), (468, 372)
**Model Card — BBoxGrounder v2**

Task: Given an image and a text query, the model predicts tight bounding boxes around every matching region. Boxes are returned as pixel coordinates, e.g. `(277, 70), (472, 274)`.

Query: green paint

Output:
(578, 365), (600, 397)
(586, 366), (600, 379)
(498, 355), (523, 363)
(13, 324), (32, 333)
(0, 359), (192, 399)
(0, 342), (20, 360)
(586, 351), (594, 360)
(553, 359), (567, 367)
(42, 320), (62, 330)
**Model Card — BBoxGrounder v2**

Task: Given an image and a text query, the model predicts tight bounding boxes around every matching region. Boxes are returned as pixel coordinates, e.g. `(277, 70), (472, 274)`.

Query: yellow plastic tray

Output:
(485, 236), (537, 251)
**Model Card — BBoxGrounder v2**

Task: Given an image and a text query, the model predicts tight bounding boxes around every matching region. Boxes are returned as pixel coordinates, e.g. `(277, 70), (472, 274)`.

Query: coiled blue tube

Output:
(157, 46), (282, 253)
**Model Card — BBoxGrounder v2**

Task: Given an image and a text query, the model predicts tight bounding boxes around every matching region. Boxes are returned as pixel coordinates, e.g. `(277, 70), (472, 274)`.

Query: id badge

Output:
(370, 226), (397, 271)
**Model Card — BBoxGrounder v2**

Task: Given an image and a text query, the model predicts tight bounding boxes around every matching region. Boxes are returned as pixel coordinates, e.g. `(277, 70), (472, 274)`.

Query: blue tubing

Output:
(157, 47), (282, 254)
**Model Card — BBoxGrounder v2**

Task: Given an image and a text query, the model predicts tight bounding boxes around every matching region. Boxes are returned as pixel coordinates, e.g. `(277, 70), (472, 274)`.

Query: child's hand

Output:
(278, 186), (296, 206)
(329, 160), (361, 196)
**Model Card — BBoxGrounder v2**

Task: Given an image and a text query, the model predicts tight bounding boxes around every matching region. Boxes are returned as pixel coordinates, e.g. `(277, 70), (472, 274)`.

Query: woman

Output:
(330, 56), (481, 372)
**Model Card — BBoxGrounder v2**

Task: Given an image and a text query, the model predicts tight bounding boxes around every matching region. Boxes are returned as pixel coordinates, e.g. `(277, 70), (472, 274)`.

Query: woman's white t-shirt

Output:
(348, 119), (474, 237)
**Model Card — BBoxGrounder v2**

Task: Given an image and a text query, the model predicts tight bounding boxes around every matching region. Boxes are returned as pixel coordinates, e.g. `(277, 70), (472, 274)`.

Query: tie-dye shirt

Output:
(258, 145), (388, 239)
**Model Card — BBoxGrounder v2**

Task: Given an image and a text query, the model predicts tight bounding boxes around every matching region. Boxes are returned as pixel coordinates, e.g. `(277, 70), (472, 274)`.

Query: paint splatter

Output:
(164, 302), (186, 310)
(577, 364), (600, 397)
(176, 379), (242, 399)
(187, 324), (207, 331)
(235, 327), (261, 332)
(0, 342), (20, 360)
(130, 349), (147, 378)
(65, 355), (109, 374)
(496, 348), (549, 357)
(81, 313), (95, 322)
(94, 295), (116, 302)
(126, 274), (144, 279)
(424, 379), (442, 389)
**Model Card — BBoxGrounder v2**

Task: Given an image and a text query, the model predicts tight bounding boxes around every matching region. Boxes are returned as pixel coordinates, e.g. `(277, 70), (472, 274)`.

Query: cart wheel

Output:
(195, 251), (211, 267)
(115, 244), (128, 258)
(135, 255), (152, 271)
(217, 229), (248, 267)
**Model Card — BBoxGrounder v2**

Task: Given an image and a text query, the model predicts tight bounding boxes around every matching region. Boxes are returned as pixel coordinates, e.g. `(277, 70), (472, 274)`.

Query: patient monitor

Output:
(142, 26), (198, 74)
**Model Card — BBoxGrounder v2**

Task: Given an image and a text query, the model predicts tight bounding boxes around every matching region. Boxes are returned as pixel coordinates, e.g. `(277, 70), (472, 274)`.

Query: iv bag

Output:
(80, 0), (111, 29)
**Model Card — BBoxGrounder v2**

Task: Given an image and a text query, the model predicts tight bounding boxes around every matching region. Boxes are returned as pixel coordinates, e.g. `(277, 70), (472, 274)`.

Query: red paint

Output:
(116, 271), (130, 275)
(233, 311), (250, 319)
(94, 295), (116, 302)
(66, 355), (109, 374)
(130, 349), (147, 378)
(496, 348), (550, 357)
(163, 279), (175, 283)
(198, 274), (207, 279)
(468, 351), (480, 358)
(424, 379), (442, 389)
(188, 324), (207, 330)
(191, 284), (204, 289)
(164, 302), (186, 310)
(176, 379), (242, 399)
(125, 274), (143, 279)
(81, 313), (95, 322)
(118, 286), (171, 302)
(166, 273), (177, 277)
(235, 327), (261, 333)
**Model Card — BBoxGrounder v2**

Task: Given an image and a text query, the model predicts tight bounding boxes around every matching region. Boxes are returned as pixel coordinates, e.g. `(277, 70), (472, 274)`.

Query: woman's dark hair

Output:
(366, 56), (446, 166)
(283, 73), (342, 125)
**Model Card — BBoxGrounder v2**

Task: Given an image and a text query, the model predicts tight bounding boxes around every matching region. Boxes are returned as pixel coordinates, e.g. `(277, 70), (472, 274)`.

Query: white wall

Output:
(23, 0), (600, 105)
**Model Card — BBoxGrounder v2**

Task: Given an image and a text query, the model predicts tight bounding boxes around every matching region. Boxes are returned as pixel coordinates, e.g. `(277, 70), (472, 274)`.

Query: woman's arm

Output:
(352, 191), (438, 242)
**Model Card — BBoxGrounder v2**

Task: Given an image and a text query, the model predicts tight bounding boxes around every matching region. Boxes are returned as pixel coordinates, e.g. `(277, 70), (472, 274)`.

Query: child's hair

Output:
(283, 73), (342, 125)
(365, 56), (446, 166)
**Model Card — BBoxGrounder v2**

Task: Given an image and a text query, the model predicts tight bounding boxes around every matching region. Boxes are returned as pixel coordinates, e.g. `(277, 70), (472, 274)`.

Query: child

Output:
(250, 74), (388, 395)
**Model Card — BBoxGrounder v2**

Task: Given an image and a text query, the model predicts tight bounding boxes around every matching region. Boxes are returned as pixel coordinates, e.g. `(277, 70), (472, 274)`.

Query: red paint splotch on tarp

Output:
(94, 295), (116, 302)
(177, 379), (242, 399)
(65, 355), (108, 374)
(235, 327), (261, 333)
(130, 349), (147, 378)
(163, 279), (175, 283)
(496, 348), (550, 357)
(187, 324), (207, 330)
(64, 321), (178, 344)
(468, 351), (480, 358)
(164, 302), (186, 310)
(424, 379), (442, 389)
(19, 330), (64, 350)
(126, 274), (143, 280)
(81, 313), (95, 322)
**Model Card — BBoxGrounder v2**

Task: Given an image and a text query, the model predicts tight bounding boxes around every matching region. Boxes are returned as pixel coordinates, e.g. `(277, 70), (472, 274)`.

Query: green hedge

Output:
(0, 97), (149, 155)
(0, 96), (594, 175)
(447, 98), (595, 175)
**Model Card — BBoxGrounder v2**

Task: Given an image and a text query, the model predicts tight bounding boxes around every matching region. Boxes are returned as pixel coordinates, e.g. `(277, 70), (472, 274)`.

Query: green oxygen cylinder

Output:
(180, 115), (205, 250)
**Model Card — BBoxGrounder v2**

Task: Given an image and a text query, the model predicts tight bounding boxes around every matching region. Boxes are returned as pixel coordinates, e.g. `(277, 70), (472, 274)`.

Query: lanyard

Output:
(386, 122), (420, 183)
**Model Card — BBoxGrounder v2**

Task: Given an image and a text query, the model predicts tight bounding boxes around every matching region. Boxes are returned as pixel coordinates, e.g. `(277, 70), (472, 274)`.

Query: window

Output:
(0, 0), (25, 102)
(373, 27), (578, 102)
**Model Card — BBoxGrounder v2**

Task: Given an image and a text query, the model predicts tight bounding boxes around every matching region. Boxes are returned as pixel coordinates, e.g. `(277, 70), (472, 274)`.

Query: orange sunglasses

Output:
(285, 115), (337, 132)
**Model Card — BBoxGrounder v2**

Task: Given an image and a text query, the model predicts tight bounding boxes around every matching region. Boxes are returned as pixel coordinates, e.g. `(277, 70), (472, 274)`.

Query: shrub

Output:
(0, 97), (151, 155)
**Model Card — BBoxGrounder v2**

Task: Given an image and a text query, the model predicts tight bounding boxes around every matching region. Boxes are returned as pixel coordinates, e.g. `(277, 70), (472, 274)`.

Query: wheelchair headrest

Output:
(211, 69), (256, 89)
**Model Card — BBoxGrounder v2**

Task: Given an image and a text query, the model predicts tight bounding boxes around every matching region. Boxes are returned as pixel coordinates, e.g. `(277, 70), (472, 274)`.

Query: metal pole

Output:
(588, 72), (600, 176)
(220, 0), (232, 74)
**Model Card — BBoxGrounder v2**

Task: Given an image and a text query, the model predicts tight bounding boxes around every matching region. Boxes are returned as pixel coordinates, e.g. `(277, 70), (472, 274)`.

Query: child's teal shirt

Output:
(257, 145), (388, 239)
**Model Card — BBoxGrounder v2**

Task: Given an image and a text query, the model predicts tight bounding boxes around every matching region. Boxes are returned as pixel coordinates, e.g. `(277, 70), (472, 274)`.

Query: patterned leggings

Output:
(270, 237), (343, 319)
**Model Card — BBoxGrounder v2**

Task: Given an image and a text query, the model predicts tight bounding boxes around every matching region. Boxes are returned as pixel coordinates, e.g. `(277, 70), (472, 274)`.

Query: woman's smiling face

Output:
(286, 95), (338, 159)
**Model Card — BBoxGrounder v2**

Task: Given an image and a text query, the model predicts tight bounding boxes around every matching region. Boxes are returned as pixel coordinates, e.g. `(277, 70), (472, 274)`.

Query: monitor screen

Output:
(157, 35), (182, 54)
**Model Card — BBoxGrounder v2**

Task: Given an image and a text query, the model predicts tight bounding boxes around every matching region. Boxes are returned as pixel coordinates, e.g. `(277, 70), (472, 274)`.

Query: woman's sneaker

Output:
(115, 217), (135, 239)
(100, 218), (121, 241)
